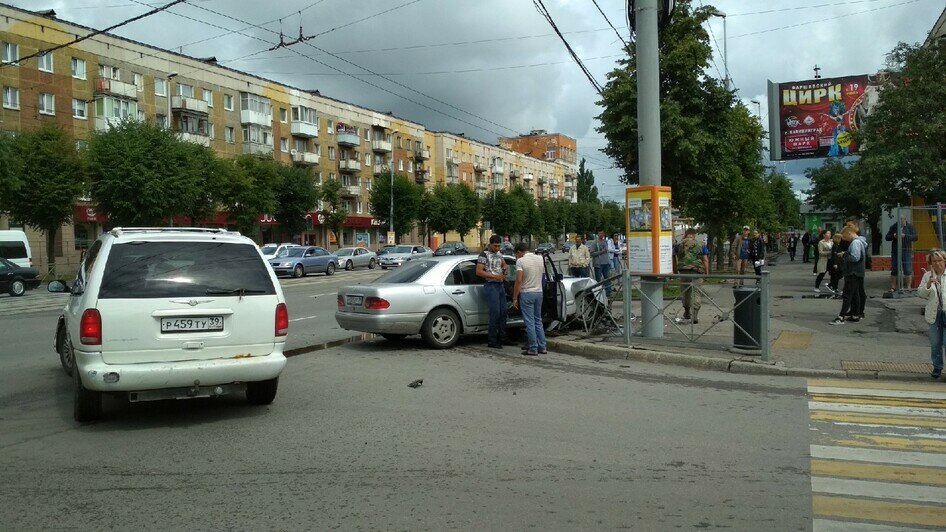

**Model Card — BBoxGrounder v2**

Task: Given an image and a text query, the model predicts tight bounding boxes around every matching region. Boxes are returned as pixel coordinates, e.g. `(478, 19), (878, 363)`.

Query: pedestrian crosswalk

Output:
(807, 378), (946, 530)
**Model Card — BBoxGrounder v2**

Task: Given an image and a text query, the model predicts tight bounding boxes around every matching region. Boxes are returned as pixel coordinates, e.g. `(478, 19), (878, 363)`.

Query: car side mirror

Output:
(48, 280), (69, 293)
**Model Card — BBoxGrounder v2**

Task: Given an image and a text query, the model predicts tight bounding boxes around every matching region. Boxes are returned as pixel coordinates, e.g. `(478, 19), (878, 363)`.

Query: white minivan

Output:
(49, 227), (289, 422)
(0, 229), (33, 268)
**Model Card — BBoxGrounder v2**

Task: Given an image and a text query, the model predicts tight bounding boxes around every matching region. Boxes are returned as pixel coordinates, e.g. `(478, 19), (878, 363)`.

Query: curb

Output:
(546, 338), (850, 379)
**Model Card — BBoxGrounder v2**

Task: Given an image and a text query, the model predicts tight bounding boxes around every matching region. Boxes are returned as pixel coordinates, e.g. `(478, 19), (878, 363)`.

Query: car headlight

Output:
(281, 262), (292, 267)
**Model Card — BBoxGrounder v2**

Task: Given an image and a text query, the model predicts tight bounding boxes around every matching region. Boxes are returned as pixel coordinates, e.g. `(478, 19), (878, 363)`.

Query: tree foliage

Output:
(576, 158), (599, 203)
(368, 173), (423, 240)
(273, 165), (320, 238)
(218, 154), (280, 236)
(3, 124), (84, 274)
(320, 177), (348, 245)
(805, 158), (887, 252)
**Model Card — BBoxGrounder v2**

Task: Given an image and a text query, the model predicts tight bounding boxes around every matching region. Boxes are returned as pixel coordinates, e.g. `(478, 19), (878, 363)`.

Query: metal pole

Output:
(760, 270), (770, 362)
(389, 158), (394, 244)
(938, 203), (944, 251)
(723, 16), (729, 92)
(896, 205), (903, 294)
(636, 0), (663, 338)
(623, 268), (632, 346)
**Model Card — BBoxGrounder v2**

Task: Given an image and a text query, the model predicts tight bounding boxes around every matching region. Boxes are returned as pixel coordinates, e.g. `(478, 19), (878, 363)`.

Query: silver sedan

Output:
(335, 254), (595, 348)
(335, 247), (378, 270)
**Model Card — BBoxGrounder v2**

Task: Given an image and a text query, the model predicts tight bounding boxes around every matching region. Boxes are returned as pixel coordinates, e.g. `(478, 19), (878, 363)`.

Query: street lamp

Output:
(749, 99), (761, 117)
(166, 72), (178, 130)
(708, 9), (728, 92)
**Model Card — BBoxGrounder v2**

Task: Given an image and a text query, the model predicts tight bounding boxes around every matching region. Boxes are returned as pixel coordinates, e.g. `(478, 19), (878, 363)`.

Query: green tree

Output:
(0, 133), (17, 212)
(3, 125), (84, 275)
(599, 201), (624, 235)
(805, 158), (889, 253)
(858, 40), (946, 201)
(576, 158), (599, 203)
(320, 177), (348, 247)
(453, 184), (481, 240)
(216, 154), (281, 236)
(426, 184), (454, 238)
(538, 199), (566, 243)
(274, 166), (320, 238)
(368, 173), (423, 241)
(85, 120), (206, 226)
(762, 170), (802, 232)
(572, 201), (601, 238)
(482, 189), (518, 239)
(508, 186), (539, 243)
(415, 189), (435, 246)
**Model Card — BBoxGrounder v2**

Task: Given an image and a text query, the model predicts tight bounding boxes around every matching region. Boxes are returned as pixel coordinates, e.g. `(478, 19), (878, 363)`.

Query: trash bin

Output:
(733, 286), (761, 353)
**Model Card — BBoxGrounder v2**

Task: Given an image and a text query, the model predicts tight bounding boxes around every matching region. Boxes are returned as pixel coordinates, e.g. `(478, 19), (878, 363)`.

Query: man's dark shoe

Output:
(487, 343), (502, 349)
(932, 370), (942, 379)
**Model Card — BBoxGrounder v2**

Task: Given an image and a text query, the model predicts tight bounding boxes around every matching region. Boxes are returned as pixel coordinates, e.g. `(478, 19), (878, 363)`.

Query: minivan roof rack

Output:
(110, 227), (238, 237)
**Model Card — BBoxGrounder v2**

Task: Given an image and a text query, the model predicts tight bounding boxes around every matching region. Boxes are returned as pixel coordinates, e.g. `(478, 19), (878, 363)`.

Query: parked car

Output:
(434, 242), (471, 256)
(0, 229), (33, 268)
(377, 245), (397, 256)
(47, 227), (288, 422)
(269, 246), (338, 277)
(534, 242), (556, 254)
(378, 245), (433, 269)
(260, 242), (299, 261)
(335, 254), (595, 349)
(336, 247), (378, 270)
(500, 241), (515, 255)
(0, 256), (40, 296)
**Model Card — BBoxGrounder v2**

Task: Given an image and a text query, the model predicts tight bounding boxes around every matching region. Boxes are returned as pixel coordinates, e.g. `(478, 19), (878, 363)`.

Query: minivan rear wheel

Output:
(57, 329), (74, 377)
(73, 363), (102, 422)
(246, 378), (278, 405)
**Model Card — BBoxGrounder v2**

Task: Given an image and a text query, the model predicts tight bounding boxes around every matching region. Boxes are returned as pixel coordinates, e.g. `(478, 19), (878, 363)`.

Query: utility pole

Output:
(389, 156), (395, 244)
(637, 0), (663, 338)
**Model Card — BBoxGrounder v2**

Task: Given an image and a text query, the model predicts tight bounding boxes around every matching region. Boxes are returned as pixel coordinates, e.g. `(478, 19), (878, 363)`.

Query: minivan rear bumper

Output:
(75, 346), (287, 392)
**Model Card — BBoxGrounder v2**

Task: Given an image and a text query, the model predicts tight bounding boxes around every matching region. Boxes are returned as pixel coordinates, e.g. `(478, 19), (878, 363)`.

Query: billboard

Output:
(767, 75), (873, 161)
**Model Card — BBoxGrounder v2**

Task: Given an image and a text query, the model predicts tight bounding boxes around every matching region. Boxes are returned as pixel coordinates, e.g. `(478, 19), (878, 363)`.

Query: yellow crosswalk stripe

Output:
(810, 410), (946, 429)
(813, 495), (946, 528)
(811, 459), (946, 486)
(830, 434), (946, 453)
(810, 394), (946, 409)
(809, 379), (946, 393)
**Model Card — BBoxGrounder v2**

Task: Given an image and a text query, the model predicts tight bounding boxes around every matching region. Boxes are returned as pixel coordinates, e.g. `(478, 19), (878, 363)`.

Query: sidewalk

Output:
(548, 253), (934, 380)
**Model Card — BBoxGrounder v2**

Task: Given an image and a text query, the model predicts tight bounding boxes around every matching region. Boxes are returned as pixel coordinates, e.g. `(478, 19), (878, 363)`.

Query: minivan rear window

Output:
(99, 241), (276, 299)
(0, 241), (27, 260)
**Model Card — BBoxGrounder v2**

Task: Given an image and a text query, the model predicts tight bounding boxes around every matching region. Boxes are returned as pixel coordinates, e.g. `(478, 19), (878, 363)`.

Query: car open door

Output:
(542, 253), (566, 324)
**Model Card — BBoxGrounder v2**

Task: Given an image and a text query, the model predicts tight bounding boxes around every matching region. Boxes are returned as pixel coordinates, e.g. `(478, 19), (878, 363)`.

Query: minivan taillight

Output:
(275, 303), (289, 336)
(80, 309), (102, 345)
(364, 297), (390, 310)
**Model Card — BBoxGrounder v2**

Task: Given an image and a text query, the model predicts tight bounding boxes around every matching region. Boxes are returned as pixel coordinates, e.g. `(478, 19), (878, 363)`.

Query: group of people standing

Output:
(567, 231), (624, 292)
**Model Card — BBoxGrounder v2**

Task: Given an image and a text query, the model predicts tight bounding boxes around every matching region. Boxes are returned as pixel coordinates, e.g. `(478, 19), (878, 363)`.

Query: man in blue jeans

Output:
(512, 242), (546, 356)
(590, 231), (612, 295)
(476, 235), (509, 349)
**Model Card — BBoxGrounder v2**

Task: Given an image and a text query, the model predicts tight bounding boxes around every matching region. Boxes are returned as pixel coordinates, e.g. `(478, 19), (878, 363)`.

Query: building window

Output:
(71, 58), (86, 79)
(176, 83), (194, 98)
(134, 72), (143, 91)
(72, 98), (87, 119)
(2, 86), (19, 110)
(356, 201), (363, 214)
(279, 108), (287, 122)
(292, 106), (317, 124)
(137, 109), (145, 122)
(240, 92), (272, 117)
(95, 97), (138, 120)
(1, 42), (18, 64)
(98, 65), (120, 80)
(223, 93), (233, 111)
(365, 152), (371, 165)
(154, 78), (167, 96)
(37, 51), (53, 73)
(293, 138), (306, 152)
(156, 114), (167, 128)
(38, 93), (55, 115)
(327, 119), (334, 134)
(364, 128), (369, 140)
(328, 146), (336, 160)
(398, 160), (404, 172)
(280, 137), (288, 152)
(225, 126), (234, 143)
(408, 160), (413, 172)
(202, 89), (213, 107)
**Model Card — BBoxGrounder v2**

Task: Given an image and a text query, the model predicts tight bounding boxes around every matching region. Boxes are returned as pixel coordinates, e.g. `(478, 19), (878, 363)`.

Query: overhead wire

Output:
(533, 0), (604, 95)
(590, 0), (629, 48)
(729, 0), (923, 38)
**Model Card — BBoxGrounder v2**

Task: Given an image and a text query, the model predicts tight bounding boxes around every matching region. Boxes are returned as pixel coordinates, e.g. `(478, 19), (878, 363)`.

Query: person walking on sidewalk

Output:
(732, 226), (751, 276)
(827, 233), (843, 294)
(787, 232), (799, 261)
(831, 226), (867, 324)
(802, 230), (812, 263)
(814, 230), (834, 293)
(916, 249), (946, 379)
(676, 228), (705, 323)
(590, 231), (612, 295)
(812, 228), (823, 275)
(512, 243), (547, 356)
(886, 214), (918, 293)
(476, 235), (509, 349)
(568, 234), (591, 277)
(748, 229), (766, 276)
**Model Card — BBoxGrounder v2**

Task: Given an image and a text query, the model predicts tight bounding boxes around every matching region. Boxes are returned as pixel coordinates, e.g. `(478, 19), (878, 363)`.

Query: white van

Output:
(0, 230), (32, 268)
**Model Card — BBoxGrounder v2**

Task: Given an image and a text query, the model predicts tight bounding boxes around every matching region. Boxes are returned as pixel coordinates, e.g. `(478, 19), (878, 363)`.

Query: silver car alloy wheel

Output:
(430, 314), (458, 345)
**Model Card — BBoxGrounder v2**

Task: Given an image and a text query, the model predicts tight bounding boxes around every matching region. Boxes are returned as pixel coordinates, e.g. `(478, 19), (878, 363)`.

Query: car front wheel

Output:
(73, 362), (102, 422)
(292, 264), (304, 278)
(326, 262), (336, 276)
(9, 278), (26, 296)
(345, 260), (354, 271)
(246, 378), (278, 405)
(421, 308), (461, 349)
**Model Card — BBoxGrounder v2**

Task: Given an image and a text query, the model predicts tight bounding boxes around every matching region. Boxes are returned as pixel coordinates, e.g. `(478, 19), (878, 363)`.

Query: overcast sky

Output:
(12, 0), (944, 201)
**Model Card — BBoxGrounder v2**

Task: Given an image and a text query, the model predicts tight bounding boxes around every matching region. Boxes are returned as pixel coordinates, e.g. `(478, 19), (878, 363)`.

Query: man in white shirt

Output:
(512, 242), (546, 356)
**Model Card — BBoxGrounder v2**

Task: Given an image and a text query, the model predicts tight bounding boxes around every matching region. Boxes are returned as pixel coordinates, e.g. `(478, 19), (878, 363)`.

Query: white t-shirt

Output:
(517, 252), (544, 293)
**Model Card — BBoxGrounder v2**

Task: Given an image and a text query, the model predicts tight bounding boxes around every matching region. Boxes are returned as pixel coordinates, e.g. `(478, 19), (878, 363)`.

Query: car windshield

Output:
(393, 246), (414, 253)
(99, 241), (276, 298)
(376, 260), (437, 283)
(378, 246), (395, 255)
(336, 248), (355, 256)
(285, 247), (307, 257)
(260, 245), (277, 255)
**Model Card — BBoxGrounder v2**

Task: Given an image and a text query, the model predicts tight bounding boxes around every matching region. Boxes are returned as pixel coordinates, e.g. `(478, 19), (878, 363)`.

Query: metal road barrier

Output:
(562, 269), (772, 361)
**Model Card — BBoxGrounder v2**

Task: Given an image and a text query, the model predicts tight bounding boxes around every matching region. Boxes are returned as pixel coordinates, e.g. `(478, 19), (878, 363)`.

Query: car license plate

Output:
(160, 316), (224, 333)
(346, 295), (364, 306)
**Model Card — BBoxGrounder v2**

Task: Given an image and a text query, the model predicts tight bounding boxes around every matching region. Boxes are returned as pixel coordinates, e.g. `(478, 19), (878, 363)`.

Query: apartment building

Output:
(500, 130), (578, 202)
(0, 4), (575, 272)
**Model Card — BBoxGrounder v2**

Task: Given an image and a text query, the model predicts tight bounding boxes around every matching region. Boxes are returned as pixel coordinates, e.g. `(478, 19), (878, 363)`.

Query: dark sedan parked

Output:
(0, 257), (40, 296)
(534, 242), (556, 254)
(434, 242), (470, 256)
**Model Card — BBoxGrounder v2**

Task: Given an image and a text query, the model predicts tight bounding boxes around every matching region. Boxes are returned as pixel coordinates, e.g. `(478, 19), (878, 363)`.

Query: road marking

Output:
(810, 411), (946, 429)
(809, 379), (946, 393)
(810, 393), (946, 409)
(810, 386), (946, 401)
(829, 435), (946, 453)
(309, 292), (332, 298)
(811, 476), (946, 504)
(810, 459), (946, 486)
(809, 401), (946, 418)
(813, 517), (935, 531)
(810, 445), (946, 468)
(289, 315), (318, 322)
(812, 496), (946, 528)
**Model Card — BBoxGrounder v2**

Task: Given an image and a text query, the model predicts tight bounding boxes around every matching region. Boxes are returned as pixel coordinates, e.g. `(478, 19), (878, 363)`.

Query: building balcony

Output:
(337, 132), (360, 147)
(475, 184), (487, 192)
(509, 169), (520, 179)
(242, 141), (272, 156)
(179, 131), (210, 147)
(341, 185), (362, 197)
(371, 139), (392, 153)
(95, 77), (137, 99)
(415, 170), (430, 183)
(373, 164), (391, 175)
(446, 176), (459, 185)
(523, 173), (534, 181)
(292, 151), (319, 165)
(414, 148), (430, 160)
(339, 159), (362, 172)
(93, 116), (123, 132)
(240, 109), (271, 126)
(491, 164), (504, 174)
(448, 156), (460, 166)
(291, 121), (319, 138)
(537, 174), (546, 184)
(171, 95), (208, 115)
(492, 179), (504, 189)
(473, 161), (486, 172)
(565, 173), (576, 182)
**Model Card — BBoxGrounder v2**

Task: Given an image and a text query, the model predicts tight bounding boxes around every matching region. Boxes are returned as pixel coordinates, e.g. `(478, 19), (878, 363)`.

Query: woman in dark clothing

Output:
(748, 229), (766, 276)
(827, 234), (844, 295)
